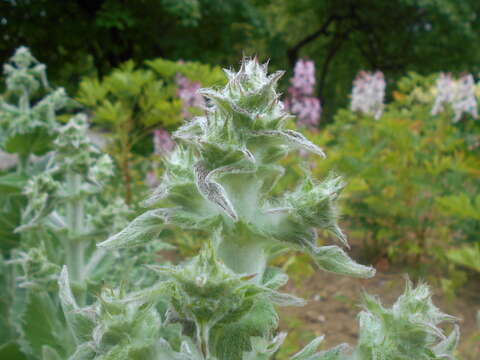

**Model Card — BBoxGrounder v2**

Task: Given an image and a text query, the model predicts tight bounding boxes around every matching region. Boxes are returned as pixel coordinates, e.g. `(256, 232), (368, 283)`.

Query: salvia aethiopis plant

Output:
(56, 57), (461, 360)
(14, 114), (121, 279)
(0, 46), (69, 171)
(101, 57), (375, 280)
(285, 59), (321, 128)
(350, 71), (386, 120)
(0, 46), (69, 350)
(7, 114), (165, 359)
(432, 73), (478, 123)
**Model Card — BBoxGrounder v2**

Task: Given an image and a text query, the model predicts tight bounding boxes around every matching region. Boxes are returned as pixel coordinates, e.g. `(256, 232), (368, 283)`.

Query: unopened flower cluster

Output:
(432, 72), (478, 122)
(285, 59), (321, 128)
(350, 71), (386, 120)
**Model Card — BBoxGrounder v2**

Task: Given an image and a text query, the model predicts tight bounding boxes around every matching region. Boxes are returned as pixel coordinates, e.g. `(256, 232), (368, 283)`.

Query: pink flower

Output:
(350, 70), (385, 120)
(291, 59), (316, 95)
(432, 73), (478, 122)
(145, 171), (160, 188)
(431, 73), (455, 116)
(153, 129), (175, 155)
(176, 74), (205, 119)
(286, 59), (321, 128)
(453, 74), (477, 122)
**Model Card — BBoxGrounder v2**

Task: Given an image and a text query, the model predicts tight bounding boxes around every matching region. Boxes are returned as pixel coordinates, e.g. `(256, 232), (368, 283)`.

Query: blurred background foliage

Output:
(2, 0), (480, 122)
(289, 72), (480, 296)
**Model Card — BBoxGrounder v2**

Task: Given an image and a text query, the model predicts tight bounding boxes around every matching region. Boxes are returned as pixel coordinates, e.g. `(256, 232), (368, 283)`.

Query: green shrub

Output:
(304, 73), (479, 267)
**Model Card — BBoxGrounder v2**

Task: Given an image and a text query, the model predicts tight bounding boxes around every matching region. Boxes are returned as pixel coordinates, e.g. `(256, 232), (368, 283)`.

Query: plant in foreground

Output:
(7, 114), (142, 359)
(0, 47), (161, 357)
(77, 58), (224, 203)
(59, 58), (460, 359)
(0, 46), (71, 350)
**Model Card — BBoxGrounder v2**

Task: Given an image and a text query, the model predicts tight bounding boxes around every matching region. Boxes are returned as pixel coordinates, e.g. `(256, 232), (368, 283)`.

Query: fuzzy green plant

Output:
(0, 47), (71, 255)
(52, 57), (459, 360)
(100, 58), (375, 280)
(0, 47), (167, 359)
(0, 47), (70, 351)
(0, 47), (69, 167)
(3, 111), (166, 359)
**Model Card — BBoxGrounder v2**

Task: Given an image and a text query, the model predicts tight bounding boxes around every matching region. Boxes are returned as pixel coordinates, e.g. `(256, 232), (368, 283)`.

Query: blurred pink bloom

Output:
(453, 74), (477, 122)
(176, 73), (205, 119)
(285, 59), (321, 128)
(350, 70), (385, 120)
(431, 73), (455, 115)
(291, 59), (315, 95)
(153, 128), (175, 155)
(432, 73), (478, 122)
(145, 171), (160, 188)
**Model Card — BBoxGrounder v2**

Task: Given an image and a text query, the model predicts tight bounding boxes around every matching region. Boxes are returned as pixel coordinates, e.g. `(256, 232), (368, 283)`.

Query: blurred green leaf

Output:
(0, 342), (27, 360)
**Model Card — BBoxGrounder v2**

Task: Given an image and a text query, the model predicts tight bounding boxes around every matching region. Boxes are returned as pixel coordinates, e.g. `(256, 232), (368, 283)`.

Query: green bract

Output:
(355, 281), (459, 360)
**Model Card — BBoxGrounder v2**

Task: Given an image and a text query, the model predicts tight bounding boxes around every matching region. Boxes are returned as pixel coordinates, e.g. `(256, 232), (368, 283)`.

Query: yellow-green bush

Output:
(76, 59), (226, 203)
(292, 73), (479, 274)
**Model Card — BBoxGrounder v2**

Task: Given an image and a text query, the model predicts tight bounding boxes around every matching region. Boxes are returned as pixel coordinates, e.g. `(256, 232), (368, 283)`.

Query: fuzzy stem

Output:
(120, 118), (133, 204)
(17, 154), (29, 174)
(19, 87), (30, 113)
(217, 239), (267, 281)
(65, 172), (85, 295)
(196, 321), (211, 358)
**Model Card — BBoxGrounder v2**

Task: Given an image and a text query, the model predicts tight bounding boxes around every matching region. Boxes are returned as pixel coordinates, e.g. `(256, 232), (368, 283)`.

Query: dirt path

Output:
(278, 266), (479, 359)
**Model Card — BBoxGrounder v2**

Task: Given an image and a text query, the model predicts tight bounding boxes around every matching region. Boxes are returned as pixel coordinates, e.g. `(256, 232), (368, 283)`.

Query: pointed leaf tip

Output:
(97, 209), (166, 249)
(312, 245), (376, 278)
(194, 162), (238, 221)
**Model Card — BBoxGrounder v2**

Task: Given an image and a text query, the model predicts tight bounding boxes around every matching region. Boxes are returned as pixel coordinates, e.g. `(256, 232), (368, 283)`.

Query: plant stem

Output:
(17, 154), (29, 175)
(217, 239), (267, 281)
(19, 87), (30, 113)
(65, 171), (85, 300)
(122, 150), (132, 204)
(120, 118), (133, 204)
(196, 321), (211, 358)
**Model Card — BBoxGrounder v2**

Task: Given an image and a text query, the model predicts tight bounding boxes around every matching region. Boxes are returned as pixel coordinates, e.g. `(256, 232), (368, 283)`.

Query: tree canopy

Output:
(2, 0), (480, 121)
